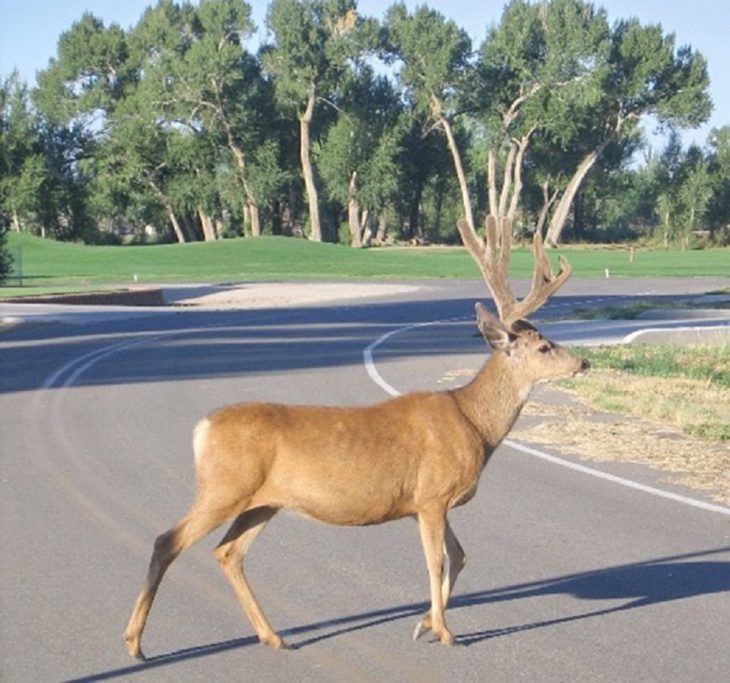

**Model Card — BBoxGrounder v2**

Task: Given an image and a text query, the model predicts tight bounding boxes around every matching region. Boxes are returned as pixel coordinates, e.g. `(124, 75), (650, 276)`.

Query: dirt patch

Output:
(513, 393), (729, 505)
(167, 282), (421, 309)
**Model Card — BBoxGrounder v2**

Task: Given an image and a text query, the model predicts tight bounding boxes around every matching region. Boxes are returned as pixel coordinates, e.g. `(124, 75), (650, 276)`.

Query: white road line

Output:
(363, 321), (730, 517)
(41, 336), (158, 390)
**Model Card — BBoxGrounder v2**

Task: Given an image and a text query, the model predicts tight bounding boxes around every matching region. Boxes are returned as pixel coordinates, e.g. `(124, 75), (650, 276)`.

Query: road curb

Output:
(623, 324), (730, 345)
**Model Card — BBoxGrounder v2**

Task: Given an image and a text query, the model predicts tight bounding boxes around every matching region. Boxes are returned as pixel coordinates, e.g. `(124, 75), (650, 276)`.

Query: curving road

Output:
(1, 278), (729, 682)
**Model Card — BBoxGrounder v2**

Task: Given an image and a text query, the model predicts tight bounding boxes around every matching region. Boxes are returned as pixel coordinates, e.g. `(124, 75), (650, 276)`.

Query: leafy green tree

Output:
(0, 224), (12, 284)
(34, 12), (132, 126)
(475, 0), (609, 230)
(384, 1), (476, 252)
(263, 0), (361, 241)
(91, 88), (192, 242)
(138, 0), (275, 236)
(318, 67), (402, 246)
(544, 14), (711, 244)
(706, 126), (730, 242)
(672, 146), (712, 247)
(649, 134), (713, 246)
(1, 73), (44, 232)
(1, 72), (87, 240)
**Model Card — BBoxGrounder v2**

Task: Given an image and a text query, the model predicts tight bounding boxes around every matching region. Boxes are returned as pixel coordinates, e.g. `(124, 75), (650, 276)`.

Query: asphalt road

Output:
(1, 278), (729, 682)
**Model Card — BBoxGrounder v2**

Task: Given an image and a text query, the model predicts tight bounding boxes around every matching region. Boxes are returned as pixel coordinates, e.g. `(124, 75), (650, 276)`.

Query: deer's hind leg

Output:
(214, 506), (284, 649)
(124, 497), (239, 660)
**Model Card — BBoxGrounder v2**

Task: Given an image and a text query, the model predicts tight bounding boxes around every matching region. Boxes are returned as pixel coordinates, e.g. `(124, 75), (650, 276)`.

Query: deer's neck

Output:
(452, 352), (531, 451)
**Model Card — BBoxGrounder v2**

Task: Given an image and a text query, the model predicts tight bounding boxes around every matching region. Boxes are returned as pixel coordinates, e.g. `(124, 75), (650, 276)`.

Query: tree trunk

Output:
(148, 181), (186, 242)
(487, 149), (498, 219)
(497, 143), (518, 219)
(545, 138), (610, 246)
(247, 201), (261, 237)
(11, 209), (21, 232)
(409, 183), (422, 240)
(300, 87), (321, 241)
(166, 207), (187, 243)
(376, 209), (388, 244)
(536, 181), (558, 236)
(507, 131), (533, 224)
(228, 142), (261, 237)
(347, 172), (363, 248)
(361, 209), (373, 247)
(198, 207), (217, 241)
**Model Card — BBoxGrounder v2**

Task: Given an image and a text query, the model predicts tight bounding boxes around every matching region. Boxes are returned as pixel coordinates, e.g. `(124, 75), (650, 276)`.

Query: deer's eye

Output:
(538, 343), (552, 354)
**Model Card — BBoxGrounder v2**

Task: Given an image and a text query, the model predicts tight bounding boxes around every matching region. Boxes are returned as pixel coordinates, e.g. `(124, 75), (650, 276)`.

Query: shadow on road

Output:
(4, 289), (723, 395)
(68, 546), (729, 681)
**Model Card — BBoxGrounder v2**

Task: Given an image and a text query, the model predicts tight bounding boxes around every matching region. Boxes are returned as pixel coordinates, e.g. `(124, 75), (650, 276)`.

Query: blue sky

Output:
(1, 0), (727, 150)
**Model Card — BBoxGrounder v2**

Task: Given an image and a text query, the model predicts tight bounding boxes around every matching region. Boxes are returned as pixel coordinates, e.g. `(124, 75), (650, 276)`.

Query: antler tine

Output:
(505, 227), (572, 325)
(482, 215), (516, 322)
(460, 214), (570, 326)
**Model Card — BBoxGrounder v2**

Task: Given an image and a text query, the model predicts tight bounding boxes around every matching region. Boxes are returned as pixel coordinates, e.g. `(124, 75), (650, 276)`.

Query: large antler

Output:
(456, 215), (572, 326)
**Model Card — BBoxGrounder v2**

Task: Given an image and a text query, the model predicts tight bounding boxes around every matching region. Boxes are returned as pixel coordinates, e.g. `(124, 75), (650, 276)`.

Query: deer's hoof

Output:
(436, 628), (454, 646)
(413, 613), (434, 641)
(124, 633), (145, 661)
(262, 633), (288, 650)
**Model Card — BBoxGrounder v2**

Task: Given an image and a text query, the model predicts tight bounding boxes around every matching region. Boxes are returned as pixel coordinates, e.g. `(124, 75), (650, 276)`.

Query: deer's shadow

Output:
(72, 547), (729, 682)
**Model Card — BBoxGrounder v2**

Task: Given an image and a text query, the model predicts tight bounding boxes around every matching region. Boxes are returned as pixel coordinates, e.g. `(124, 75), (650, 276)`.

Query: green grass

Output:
(574, 343), (730, 389)
(2, 231), (729, 296)
(573, 302), (671, 320)
(561, 343), (730, 441)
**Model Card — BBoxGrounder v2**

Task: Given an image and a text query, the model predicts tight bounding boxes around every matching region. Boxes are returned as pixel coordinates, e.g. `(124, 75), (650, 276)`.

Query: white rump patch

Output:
(193, 417), (211, 465)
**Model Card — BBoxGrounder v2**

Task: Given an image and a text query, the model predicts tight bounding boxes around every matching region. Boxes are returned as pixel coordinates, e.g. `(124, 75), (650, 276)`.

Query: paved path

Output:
(1, 279), (728, 682)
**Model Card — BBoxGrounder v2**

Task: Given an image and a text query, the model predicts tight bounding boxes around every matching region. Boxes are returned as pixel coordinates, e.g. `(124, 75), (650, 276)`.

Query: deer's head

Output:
(459, 215), (589, 386)
(475, 303), (589, 385)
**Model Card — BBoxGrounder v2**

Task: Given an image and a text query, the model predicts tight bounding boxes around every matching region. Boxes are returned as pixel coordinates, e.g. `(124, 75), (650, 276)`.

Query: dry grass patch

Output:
(514, 396), (729, 504)
(563, 370), (730, 442)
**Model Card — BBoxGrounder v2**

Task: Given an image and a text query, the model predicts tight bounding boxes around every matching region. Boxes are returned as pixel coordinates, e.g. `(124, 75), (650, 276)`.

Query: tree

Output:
(384, 2), (475, 248)
(318, 67), (402, 246)
(474, 0), (610, 232)
(263, 0), (360, 241)
(0, 225), (12, 284)
(32, 13), (135, 241)
(34, 12), (132, 127)
(1, 73), (45, 232)
(544, 13), (711, 244)
(1, 72), (87, 240)
(706, 126), (730, 242)
(92, 87), (192, 242)
(138, 0), (274, 236)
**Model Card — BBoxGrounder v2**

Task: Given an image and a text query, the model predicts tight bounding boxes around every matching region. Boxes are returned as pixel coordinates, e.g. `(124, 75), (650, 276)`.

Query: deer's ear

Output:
(475, 302), (514, 351)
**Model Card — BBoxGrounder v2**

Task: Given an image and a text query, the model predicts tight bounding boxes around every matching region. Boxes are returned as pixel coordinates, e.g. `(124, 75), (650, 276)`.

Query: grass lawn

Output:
(561, 343), (730, 441)
(2, 232), (729, 296)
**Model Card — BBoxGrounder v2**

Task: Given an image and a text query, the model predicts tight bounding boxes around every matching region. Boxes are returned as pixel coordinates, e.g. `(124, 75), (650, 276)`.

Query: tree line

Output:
(1, 0), (727, 254)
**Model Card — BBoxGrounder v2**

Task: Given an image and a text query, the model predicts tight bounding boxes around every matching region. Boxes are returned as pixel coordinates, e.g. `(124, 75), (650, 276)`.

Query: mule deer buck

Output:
(124, 216), (588, 659)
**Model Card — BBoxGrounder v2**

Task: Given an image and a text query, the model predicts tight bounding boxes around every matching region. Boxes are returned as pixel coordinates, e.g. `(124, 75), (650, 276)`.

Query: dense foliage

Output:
(1, 0), (724, 251)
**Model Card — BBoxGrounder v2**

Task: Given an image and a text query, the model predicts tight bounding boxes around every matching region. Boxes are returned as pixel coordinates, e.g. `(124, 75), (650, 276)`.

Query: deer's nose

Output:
(580, 358), (590, 373)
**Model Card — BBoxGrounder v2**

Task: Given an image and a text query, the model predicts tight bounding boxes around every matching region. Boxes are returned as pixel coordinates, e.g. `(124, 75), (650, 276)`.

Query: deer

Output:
(124, 215), (589, 659)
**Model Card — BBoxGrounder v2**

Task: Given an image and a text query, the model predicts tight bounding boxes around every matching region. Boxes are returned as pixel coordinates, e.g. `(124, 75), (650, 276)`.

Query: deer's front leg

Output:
(413, 520), (465, 641)
(416, 507), (453, 645)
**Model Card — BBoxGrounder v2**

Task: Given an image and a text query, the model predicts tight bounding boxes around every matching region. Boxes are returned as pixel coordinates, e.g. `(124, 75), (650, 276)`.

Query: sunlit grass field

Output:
(2, 231), (728, 296)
